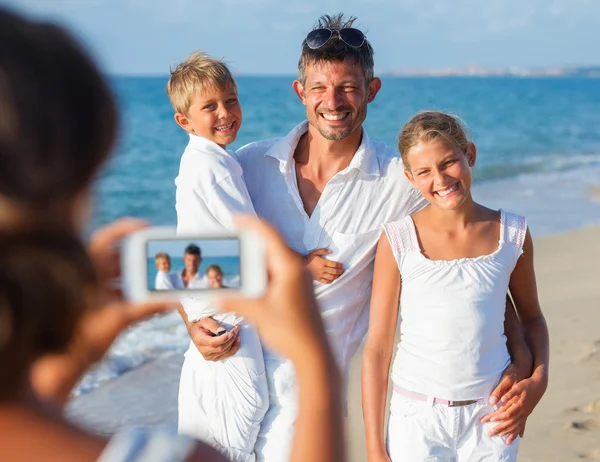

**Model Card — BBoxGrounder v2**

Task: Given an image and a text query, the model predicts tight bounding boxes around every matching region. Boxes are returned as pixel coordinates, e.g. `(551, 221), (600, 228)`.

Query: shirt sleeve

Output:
(155, 272), (173, 290)
(207, 173), (256, 231)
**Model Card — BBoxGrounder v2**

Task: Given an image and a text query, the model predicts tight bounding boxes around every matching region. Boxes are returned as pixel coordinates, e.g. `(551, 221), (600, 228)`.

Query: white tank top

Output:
(383, 210), (527, 401)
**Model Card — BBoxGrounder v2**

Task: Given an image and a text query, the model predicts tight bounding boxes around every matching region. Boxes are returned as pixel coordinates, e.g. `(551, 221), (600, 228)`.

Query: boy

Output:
(167, 52), (267, 462)
(153, 251), (182, 290)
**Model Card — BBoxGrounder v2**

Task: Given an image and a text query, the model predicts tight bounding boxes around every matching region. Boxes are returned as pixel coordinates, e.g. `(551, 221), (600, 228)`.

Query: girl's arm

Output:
(362, 232), (401, 461)
(482, 228), (550, 441)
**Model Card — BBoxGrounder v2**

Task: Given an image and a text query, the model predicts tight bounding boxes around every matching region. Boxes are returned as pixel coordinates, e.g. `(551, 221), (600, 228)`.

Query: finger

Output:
(323, 260), (344, 270)
(487, 401), (523, 423)
(310, 248), (332, 257)
(233, 216), (302, 273)
(193, 325), (238, 349)
(323, 266), (344, 276)
(89, 218), (149, 253)
(488, 370), (517, 405)
(211, 336), (241, 360)
(488, 418), (521, 437)
(319, 278), (333, 284)
(217, 298), (268, 329)
(499, 384), (521, 405)
(519, 420), (527, 438)
(121, 301), (177, 326)
(197, 316), (228, 336)
(499, 422), (522, 439)
(319, 273), (335, 282)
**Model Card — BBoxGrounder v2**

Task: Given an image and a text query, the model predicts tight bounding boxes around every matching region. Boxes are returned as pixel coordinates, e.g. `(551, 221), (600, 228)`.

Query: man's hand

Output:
(481, 373), (547, 444)
(190, 317), (241, 361)
(488, 355), (532, 407)
(305, 248), (344, 284)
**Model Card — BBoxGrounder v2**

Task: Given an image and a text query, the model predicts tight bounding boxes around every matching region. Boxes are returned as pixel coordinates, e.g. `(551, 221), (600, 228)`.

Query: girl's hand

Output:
(305, 248), (344, 284)
(31, 218), (177, 403)
(481, 372), (548, 444)
(218, 216), (331, 365)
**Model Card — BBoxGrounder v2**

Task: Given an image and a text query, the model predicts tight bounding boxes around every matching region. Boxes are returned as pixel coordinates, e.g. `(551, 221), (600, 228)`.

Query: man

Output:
(180, 243), (206, 288)
(186, 13), (531, 461)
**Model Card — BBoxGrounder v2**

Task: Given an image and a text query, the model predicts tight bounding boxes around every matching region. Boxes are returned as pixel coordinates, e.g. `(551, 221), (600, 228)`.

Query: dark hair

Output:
(184, 243), (201, 256)
(0, 9), (117, 223)
(0, 231), (96, 400)
(298, 13), (375, 84)
(206, 264), (223, 276)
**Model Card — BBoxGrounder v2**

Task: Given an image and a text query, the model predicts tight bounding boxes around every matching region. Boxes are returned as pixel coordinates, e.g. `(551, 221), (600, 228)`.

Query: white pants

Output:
(387, 392), (520, 461)
(178, 314), (269, 462)
(254, 356), (299, 462)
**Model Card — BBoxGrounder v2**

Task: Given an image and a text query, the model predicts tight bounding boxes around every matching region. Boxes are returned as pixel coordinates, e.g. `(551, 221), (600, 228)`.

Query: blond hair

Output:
(166, 52), (235, 114)
(154, 252), (171, 262)
(398, 111), (471, 169)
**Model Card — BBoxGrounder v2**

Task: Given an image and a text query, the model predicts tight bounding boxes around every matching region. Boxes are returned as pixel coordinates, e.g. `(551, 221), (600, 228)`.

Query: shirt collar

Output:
(187, 133), (230, 155)
(264, 121), (381, 176)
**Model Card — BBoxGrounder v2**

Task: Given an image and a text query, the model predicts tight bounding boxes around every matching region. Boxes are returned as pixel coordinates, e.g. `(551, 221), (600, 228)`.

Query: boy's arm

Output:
(208, 173), (256, 230)
(175, 162), (245, 360)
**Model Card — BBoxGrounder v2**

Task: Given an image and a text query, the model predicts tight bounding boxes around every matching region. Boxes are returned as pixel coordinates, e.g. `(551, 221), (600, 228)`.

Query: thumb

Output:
(519, 420), (527, 438)
(197, 315), (228, 335)
(489, 371), (516, 405)
(217, 297), (267, 329)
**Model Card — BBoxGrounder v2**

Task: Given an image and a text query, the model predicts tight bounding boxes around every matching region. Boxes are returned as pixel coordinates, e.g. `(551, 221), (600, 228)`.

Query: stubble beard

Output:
(307, 103), (368, 142)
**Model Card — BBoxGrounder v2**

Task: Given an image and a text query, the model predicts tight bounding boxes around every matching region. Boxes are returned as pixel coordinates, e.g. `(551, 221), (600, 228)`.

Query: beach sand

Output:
(68, 226), (600, 461)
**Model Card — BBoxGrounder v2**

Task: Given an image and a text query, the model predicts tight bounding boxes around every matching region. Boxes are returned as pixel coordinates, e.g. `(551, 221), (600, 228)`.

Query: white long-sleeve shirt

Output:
(175, 134), (255, 321)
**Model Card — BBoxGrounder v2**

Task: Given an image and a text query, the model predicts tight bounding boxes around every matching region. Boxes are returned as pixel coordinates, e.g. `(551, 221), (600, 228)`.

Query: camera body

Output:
(121, 226), (267, 302)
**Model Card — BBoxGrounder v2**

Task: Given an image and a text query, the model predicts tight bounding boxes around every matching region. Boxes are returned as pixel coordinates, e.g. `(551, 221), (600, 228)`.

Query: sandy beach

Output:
(68, 225), (600, 461)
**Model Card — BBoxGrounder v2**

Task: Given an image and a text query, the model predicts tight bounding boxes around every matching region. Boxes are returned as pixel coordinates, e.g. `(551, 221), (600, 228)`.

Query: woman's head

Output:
(0, 231), (96, 400)
(0, 9), (117, 228)
(399, 111), (477, 210)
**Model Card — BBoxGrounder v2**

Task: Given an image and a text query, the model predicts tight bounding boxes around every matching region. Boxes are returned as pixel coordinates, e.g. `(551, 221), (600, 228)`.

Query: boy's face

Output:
(155, 257), (171, 273)
(176, 83), (242, 148)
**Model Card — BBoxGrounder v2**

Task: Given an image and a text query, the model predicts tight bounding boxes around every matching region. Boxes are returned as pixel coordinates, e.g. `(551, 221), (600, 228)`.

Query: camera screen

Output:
(147, 238), (241, 291)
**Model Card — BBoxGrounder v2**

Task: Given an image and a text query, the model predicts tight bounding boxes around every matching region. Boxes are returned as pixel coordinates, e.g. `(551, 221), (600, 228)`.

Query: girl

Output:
(362, 111), (549, 461)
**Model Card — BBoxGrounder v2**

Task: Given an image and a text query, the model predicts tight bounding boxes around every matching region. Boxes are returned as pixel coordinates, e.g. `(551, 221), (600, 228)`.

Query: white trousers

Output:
(177, 314), (269, 462)
(387, 392), (520, 461)
(253, 356), (299, 462)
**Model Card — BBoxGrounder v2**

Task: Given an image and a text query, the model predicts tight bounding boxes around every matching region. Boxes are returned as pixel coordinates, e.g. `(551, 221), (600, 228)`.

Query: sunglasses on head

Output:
(305, 28), (366, 50)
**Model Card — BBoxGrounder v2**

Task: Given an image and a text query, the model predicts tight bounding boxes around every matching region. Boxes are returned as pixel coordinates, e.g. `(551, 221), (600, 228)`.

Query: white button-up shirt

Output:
(236, 122), (426, 405)
(175, 134), (255, 321)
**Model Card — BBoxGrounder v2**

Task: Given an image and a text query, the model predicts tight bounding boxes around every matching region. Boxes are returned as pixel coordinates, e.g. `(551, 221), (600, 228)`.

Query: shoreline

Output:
(67, 224), (600, 461)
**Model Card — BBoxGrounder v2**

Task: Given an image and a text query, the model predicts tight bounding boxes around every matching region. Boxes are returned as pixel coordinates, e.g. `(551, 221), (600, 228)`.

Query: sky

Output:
(4, 0), (599, 75)
(147, 239), (240, 258)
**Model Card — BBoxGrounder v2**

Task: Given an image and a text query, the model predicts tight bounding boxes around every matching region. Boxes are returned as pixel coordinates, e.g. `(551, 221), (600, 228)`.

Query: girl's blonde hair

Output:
(398, 111), (471, 169)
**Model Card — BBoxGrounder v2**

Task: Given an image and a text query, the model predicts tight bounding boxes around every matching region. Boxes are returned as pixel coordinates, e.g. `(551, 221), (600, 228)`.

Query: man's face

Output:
(183, 253), (201, 275)
(293, 59), (381, 141)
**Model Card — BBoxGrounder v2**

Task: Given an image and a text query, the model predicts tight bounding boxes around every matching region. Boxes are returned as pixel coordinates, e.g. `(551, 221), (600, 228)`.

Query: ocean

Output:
(77, 76), (600, 396)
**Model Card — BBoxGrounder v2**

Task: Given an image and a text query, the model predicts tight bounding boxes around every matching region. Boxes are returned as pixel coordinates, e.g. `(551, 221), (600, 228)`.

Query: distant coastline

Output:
(380, 65), (600, 78)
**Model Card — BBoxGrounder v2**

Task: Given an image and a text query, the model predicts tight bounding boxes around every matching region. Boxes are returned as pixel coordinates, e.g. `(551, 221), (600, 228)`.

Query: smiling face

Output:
(405, 139), (477, 211)
(206, 268), (224, 288)
(183, 253), (201, 276)
(293, 59), (381, 141)
(155, 257), (171, 273)
(174, 83), (242, 148)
